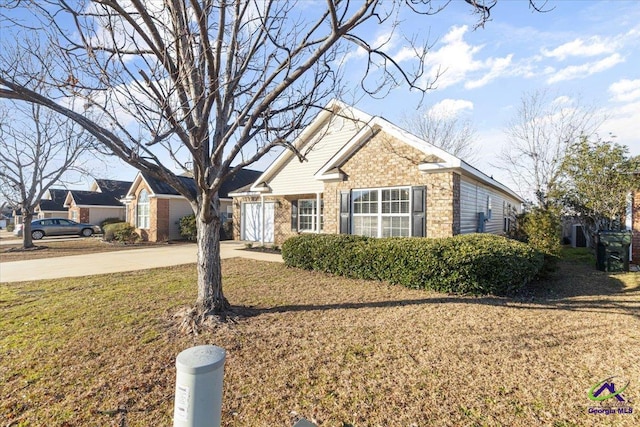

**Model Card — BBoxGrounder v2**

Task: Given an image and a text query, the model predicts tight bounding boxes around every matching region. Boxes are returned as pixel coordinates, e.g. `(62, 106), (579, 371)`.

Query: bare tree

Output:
(0, 100), (93, 248)
(0, 1), (545, 320)
(401, 108), (479, 163)
(496, 90), (604, 206)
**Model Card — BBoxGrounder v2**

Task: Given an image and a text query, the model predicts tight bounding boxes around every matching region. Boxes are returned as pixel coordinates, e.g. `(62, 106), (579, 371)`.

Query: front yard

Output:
(1, 257), (638, 426)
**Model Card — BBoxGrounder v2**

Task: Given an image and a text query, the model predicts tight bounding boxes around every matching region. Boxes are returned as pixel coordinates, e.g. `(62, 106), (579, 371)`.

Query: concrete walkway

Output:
(0, 241), (282, 283)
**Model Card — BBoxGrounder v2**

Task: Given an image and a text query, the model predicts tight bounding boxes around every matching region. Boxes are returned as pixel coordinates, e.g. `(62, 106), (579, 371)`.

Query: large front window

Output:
(298, 199), (323, 232)
(353, 188), (410, 237)
(137, 190), (150, 229)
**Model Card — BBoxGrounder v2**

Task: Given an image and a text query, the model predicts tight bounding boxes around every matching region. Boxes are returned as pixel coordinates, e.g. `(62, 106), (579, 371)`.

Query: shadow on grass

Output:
(235, 261), (640, 320)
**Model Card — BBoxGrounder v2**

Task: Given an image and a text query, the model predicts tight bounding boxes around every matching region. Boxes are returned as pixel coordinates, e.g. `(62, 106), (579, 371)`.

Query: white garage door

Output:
(241, 202), (274, 243)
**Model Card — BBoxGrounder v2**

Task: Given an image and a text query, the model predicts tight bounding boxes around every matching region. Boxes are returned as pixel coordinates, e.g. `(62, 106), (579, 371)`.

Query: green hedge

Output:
(282, 234), (544, 295)
(103, 222), (140, 244)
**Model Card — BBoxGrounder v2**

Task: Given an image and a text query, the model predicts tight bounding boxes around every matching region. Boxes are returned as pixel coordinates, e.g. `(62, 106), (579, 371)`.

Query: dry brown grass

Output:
(1, 258), (639, 426)
(0, 238), (177, 262)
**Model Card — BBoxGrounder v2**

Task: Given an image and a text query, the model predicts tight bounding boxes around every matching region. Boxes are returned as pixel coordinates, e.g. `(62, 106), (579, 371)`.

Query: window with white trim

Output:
(353, 187), (411, 237)
(298, 199), (323, 232)
(137, 189), (150, 229)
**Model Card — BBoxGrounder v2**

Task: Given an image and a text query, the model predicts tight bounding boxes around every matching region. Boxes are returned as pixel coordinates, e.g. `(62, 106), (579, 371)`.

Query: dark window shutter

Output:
(339, 191), (351, 234)
(291, 200), (298, 231)
(411, 186), (425, 237)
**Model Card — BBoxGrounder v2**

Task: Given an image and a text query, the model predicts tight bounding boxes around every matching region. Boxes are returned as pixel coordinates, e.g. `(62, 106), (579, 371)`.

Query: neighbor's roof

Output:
(93, 179), (133, 199)
(128, 168), (263, 199)
(38, 188), (69, 212)
(64, 190), (125, 207)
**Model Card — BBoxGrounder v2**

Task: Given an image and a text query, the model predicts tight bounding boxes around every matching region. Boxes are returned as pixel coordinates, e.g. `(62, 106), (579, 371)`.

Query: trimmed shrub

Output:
(6, 224), (15, 232)
(103, 222), (140, 244)
(179, 214), (197, 241)
(100, 217), (124, 229)
(282, 234), (544, 295)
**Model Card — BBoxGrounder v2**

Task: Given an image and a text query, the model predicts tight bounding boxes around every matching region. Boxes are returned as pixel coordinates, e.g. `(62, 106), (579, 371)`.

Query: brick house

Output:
(64, 179), (131, 225)
(231, 100), (523, 245)
(124, 169), (262, 242)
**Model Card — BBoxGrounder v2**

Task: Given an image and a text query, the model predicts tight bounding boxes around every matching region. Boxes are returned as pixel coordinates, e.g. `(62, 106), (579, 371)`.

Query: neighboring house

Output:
(64, 179), (132, 225)
(124, 169), (262, 242)
(35, 189), (69, 219)
(231, 100), (523, 245)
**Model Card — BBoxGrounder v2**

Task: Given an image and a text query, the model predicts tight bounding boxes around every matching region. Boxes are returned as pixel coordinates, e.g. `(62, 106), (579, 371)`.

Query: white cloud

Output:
(546, 53), (624, 84)
(551, 95), (572, 106)
(418, 25), (514, 91)
(427, 99), (473, 120)
(422, 25), (484, 89)
(541, 36), (616, 60)
(602, 101), (640, 156)
(609, 79), (640, 103)
(465, 54), (513, 89)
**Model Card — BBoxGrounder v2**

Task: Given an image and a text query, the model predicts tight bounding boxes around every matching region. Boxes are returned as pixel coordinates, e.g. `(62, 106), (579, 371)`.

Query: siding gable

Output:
(267, 118), (363, 195)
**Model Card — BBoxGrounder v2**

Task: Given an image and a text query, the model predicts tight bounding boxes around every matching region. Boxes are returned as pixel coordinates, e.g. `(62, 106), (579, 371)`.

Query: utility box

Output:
(596, 231), (631, 272)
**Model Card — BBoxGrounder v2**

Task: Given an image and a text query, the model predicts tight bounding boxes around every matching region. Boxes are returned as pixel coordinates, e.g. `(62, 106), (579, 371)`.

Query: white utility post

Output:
(174, 345), (226, 427)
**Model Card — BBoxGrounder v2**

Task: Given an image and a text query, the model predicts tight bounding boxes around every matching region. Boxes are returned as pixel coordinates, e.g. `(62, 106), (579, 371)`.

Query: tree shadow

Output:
(232, 261), (640, 321)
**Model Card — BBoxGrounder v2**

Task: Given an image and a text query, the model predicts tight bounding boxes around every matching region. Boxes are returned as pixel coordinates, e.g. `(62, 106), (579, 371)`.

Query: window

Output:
(137, 189), (150, 229)
(298, 199), (323, 232)
(353, 187), (410, 237)
(71, 210), (78, 221)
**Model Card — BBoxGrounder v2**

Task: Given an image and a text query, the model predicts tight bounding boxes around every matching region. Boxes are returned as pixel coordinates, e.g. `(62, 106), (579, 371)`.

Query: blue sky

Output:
(24, 0), (640, 194)
(350, 0), (640, 190)
(226, 0), (639, 195)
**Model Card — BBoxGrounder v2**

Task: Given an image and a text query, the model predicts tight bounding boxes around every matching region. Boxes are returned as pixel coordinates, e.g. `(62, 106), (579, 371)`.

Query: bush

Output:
(100, 217), (124, 229)
(511, 207), (562, 275)
(6, 224), (15, 232)
(179, 214), (234, 241)
(179, 214), (197, 241)
(103, 222), (140, 244)
(282, 234), (544, 295)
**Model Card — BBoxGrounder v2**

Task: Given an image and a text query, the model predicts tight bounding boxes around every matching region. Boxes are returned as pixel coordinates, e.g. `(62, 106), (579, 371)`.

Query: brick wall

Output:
(153, 198), (170, 242)
(324, 132), (459, 238)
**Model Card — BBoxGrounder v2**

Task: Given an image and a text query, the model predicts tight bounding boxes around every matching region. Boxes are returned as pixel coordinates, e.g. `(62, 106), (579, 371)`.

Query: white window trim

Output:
(298, 198), (323, 233)
(137, 190), (150, 229)
(351, 186), (411, 238)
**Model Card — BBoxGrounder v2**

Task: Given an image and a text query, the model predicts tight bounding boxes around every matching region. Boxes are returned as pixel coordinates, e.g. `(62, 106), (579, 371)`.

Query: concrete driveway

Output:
(0, 241), (282, 283)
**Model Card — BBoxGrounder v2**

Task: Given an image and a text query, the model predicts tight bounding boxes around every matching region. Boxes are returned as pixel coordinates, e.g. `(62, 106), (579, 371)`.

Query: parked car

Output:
(13, 218), (102, 240)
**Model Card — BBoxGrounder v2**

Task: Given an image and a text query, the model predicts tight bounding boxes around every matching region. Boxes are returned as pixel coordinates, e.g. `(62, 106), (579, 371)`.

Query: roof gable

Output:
(248, 99), (373, 194)
(38, 188), (69, 212)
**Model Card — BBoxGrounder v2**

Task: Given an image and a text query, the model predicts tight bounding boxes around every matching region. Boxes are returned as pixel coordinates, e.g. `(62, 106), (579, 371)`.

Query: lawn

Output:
(1, 257), (638, 426)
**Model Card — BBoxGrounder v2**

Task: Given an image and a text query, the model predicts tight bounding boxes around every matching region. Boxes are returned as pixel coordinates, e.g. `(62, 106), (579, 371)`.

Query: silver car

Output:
(15, 218), (102, 240)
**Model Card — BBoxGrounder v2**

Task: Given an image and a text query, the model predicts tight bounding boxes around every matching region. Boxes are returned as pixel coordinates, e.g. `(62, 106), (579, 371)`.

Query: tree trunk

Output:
(22, 212), (34, 249)
(195, 209), (229, 314)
